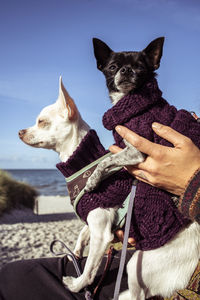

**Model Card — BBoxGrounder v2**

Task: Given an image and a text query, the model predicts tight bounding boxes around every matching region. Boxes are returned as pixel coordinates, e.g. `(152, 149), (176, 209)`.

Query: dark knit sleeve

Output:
(178, 168), (200, 224)
(56, 130), (108, 177)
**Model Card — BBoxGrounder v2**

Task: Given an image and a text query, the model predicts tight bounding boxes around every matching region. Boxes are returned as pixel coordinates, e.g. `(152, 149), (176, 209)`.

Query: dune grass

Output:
(0, 170), (38, 215)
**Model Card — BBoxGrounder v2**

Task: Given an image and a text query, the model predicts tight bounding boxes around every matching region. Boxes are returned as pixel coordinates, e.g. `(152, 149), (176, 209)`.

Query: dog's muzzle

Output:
(120, 65), (135, 76)
(18, 129), (27, 139)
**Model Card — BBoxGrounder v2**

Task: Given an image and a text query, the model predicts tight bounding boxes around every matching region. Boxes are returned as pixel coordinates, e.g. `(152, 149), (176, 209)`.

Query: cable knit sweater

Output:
(57, 78), (200, 250)
(57, 130), (133, 225)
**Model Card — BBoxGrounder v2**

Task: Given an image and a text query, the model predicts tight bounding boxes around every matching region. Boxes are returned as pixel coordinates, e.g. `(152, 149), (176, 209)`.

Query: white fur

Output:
(20, 76), (90, 162)
(110, 91), (126, 105)
(120, 221), (200, 299)
(110, 70), (133, 104)
(19, 77), (200, 299)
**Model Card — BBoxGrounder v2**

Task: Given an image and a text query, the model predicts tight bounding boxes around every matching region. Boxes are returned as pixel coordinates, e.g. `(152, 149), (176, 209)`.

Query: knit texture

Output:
(57, 130), (107, 177)
(103, 77), (200, 250)
(57, 130), (133, 223)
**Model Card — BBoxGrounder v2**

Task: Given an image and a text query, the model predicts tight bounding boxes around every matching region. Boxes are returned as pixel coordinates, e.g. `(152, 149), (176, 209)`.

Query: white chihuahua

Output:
(19, 77), (200, 300)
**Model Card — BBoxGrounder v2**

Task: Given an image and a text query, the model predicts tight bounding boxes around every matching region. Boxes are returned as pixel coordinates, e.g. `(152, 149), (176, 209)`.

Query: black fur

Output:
(93, 37), (164, 99)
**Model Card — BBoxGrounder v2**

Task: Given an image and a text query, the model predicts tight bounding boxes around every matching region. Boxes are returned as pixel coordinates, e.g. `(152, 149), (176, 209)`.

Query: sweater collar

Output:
(103, 77), (162, 130)
(56, 130), (107, 178)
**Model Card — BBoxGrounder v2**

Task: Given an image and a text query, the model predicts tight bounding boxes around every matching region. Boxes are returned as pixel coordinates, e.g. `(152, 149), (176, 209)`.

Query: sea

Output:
(5, 169), (68, 196)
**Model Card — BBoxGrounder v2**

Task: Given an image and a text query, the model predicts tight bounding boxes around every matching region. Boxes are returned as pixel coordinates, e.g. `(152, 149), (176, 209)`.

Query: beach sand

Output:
(0, 196), (84, 270)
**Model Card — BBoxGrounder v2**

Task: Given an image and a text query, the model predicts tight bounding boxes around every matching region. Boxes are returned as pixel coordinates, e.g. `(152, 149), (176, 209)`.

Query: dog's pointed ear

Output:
(93, 38), (113, 70)
(143, 37), (165, 70)
(58, 76), (78, 121)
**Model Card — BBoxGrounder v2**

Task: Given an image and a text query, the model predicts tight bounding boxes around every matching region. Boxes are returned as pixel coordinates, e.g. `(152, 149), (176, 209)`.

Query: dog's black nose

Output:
(18, 129), (26, 138)
(120, 66), (134, 75)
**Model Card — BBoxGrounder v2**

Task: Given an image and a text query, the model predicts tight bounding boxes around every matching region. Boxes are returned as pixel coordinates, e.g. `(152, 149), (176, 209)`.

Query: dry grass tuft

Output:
(0, 170), (38, 215)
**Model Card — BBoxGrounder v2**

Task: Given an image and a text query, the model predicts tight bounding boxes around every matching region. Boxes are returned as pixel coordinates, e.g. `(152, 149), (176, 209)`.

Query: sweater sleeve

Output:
(178, 168), (200, 224)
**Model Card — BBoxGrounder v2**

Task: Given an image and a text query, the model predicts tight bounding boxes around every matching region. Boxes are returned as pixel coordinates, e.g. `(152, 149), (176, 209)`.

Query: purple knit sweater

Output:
(57, 78), (200, 250)
(57, 130), (133, 225)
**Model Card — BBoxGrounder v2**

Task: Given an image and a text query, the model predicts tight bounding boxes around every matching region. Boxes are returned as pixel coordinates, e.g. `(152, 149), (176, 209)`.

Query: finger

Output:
(115, 125), (162, 157)
(152, 123), (189, 147)
(128, 238), (136, 247)
(115, 230), (136, 246)
(109, 145), (122, 154)
(115, 230), (124, 240)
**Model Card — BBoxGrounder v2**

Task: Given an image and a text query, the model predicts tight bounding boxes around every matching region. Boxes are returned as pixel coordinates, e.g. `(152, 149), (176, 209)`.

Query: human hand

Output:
(113, 230), (136, 247)
(109, 123), (200, 195)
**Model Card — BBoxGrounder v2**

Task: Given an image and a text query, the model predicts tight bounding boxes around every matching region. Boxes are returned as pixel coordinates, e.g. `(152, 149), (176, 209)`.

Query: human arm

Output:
(110, 123), (200, 223)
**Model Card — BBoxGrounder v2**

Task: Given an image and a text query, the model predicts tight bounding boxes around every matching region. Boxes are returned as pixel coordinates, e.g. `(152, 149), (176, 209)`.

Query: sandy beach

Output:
(0, 196), (84, 270)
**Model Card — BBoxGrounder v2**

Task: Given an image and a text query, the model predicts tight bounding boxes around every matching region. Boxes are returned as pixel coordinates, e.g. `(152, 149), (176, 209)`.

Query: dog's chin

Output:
(31, 142), (44, 148)
(20, 135), (55, 150)
(31, 142), (54, 149)
(22, 139), (45, 148)
(110, 82), (135, 105)
(118, 82), (135, 92)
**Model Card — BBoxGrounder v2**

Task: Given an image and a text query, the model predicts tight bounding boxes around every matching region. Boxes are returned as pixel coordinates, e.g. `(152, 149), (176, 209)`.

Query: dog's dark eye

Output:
(109, 65), (116, 71)
(38, 119), (50, 129)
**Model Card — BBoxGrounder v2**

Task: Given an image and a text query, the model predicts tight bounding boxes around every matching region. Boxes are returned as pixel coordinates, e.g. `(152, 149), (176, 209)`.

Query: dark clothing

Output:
(1, 250), (199, 300)
(103, 77), (200, 250)
(0, 250), (132, 300)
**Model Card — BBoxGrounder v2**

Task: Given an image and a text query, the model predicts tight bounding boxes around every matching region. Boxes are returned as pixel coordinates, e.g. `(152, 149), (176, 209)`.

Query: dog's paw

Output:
(84, 177), (97, 193)
(63, 276), (82, 293)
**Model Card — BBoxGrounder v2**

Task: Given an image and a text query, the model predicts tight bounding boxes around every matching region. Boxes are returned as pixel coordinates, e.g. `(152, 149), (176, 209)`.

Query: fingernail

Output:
(152, 122), (162, 130)
(115, 126), (121, 133)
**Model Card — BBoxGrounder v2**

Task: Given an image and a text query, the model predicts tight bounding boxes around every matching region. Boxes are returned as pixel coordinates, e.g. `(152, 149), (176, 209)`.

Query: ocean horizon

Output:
(5, 169), (68, 196)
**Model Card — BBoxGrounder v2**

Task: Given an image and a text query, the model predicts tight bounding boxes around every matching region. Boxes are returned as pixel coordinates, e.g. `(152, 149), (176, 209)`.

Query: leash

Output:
(50, 239), (93, 300)
(91, 246), (115, 298)
(50, 240), (115, 300)
(50, 239), (82, 277)
(113, 184), (136, 300)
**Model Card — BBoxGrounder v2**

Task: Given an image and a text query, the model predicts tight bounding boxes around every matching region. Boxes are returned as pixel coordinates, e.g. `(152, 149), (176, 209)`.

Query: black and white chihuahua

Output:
(85, 37), (163, 192)
(83, 37), (200, 299)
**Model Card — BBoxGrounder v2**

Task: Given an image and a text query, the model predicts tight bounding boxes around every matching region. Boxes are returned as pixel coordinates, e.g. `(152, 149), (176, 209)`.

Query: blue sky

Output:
(1, 0), (200, 169)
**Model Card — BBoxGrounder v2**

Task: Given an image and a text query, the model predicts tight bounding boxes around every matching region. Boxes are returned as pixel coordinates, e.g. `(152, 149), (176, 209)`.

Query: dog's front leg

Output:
(85, 143), (144, 192)
(73, 225), (90, 259)
(63, 207), (115, 292)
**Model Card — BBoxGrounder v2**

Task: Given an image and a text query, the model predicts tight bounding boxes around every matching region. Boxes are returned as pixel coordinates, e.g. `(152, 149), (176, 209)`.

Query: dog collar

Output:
(65, 152), (131, 230)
